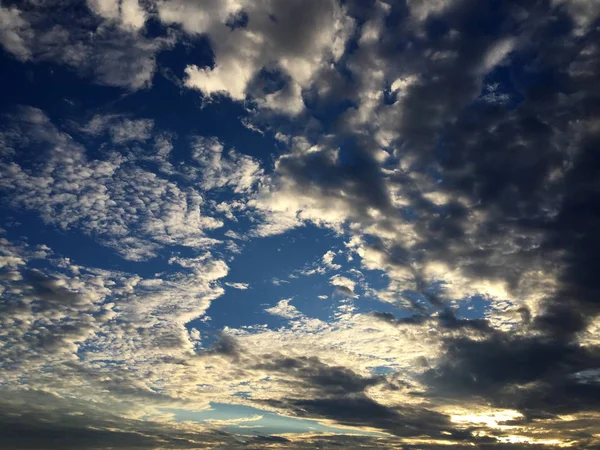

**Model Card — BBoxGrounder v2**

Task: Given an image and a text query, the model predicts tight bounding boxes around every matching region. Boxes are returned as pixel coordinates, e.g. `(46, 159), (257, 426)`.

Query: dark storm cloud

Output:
(371, 310), (428, 326)
(24, 269), (83, 306)
(308, 0), (600, 436)
(253, 355), (382, 395)
(0, 387), (538, 450)
(371, 308), (492, 332)
(0, 390), (236, 450)
(533, 125), (600, 338)
(0, 0), (173, 90)
(401, 444), (566, 450)
(0, 270), (99, 365)
(437, 308), (493, 332)
(393, 2), (600, 340)
(210, 333), (243, 359)
(424, 333), (600, 416)
(254, 1), (600, 435)
(276, 134), (393, 218)
(253, 355), (479, 440)
(263, 396), (458, 438)
(339, 0), (600, 338)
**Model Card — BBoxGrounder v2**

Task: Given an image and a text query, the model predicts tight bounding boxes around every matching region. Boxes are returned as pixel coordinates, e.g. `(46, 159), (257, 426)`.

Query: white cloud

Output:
(83, 114), (154, 143)
(87, 0), (147, 30)
(190, 137), (263, 193)
(552, 0), (600, 33)
(322, 250), (342, 270)
(225, 282), (250, 290)
(161, 0), (354, 114)
(330, 274), (357, 297)
(248, 145), (356, 236)
(480, 38), (516, 73)
(110, 118), (154, 143)
(406, 0), (456, 22)
(0, 5), (33, 61)
(265, 298), (303, 319)
(205, 414), (263, 426)
(0, 2), (590, 445)
(0, 3), (171, 90)
(271, 277), (290, 286)
(0, 108), (225, 260)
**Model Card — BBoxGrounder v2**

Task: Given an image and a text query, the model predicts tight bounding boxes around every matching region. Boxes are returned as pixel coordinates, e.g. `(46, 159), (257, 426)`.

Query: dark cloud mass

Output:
(0, 0), (600, 448)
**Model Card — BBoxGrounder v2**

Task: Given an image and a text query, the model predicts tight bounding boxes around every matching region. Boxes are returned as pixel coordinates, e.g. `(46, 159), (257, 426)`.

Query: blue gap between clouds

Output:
(164, 402), (386, 437)
(191, 224), (346, 336)
(0, 208), (160, 277)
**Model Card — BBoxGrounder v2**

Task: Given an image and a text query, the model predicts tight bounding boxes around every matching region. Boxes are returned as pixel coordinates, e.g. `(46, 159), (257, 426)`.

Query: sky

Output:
(0, 0), (599, 449)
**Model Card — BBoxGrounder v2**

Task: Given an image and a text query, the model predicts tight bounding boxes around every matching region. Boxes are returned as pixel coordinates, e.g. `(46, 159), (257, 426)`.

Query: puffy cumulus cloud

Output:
(330, 274), (357, 298)
(0, 269), (118, 375)
(213, 312), (440, 397)
(157, 0), (241, 36)
(247, 0), (597, 318)
(0, 240), (115, 374)
(405, 0), (457, 22)
(0, 1), (173, 90)
(238, 1), (600, 443)
(87, 0), (147, 30)
(552, 0), (600, 33)
(0, 236), (449, 442)
(190, 136), (264, 193)
(159, 0), (354, 114)
(225, 281), (250, 290)
(322, 250), (341, 271)
(0, 236), (231, 415)
(248, 136), (393, 236)
(82, 114), (154, 144)
(0, 237), (593, 448)
(265, 298), (303, 319)
(0, 4), (34, 61)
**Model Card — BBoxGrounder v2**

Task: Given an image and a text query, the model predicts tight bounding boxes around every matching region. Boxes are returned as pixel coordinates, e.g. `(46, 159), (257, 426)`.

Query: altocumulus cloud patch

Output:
(0, 0), (600, 448)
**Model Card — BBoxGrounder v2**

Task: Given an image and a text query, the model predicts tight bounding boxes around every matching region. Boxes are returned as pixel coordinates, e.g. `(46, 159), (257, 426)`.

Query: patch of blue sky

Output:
(304, 97), (357, 133)
(455, 294), (493, 320)
(163, 403), (387, 437)
(477, 65), (525, 110)
(369, 365), (397, 376)
(95, 76), (280, 165)
(155, 31), (214, 76)
(194, 224), (347, 331)
(0, 53), (120, 119)
(199, 232), (420, 341)
(0, 207), (161, 277)
(0, 54), (280, 173)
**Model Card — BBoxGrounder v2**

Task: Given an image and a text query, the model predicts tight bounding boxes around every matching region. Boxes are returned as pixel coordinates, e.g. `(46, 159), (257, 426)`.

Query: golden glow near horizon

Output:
(449, 408), (522, 429)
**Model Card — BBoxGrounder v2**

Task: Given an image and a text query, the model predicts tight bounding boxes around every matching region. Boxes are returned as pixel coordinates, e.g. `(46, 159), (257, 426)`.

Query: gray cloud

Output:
(0, 1), (173, 90)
